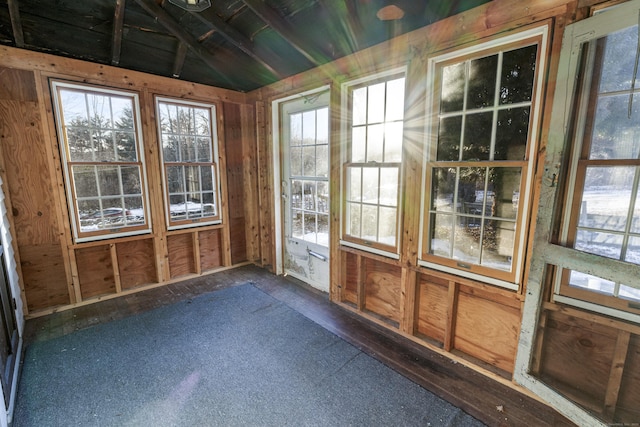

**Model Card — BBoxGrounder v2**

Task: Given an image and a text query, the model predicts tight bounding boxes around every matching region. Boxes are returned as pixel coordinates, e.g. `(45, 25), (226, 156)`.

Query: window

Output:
(555, 14), (640, 317)
(51, 81), (150, 242)
(156, 98), (221, 229)
(421, 29), (547, 287)
(341, 72), (406, 255)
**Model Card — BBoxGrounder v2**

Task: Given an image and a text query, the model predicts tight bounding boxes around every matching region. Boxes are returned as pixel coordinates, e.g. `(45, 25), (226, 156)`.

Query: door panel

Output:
(281, 91), (330, 292)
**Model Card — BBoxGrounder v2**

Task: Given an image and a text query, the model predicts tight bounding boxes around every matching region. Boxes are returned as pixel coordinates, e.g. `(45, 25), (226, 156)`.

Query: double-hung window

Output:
(51, 81), (150, 242)
(421, 28), (548, 287)
(552, 3), (640, 320)
(341, 71), (406, 255)
(156, 98), (221, 229)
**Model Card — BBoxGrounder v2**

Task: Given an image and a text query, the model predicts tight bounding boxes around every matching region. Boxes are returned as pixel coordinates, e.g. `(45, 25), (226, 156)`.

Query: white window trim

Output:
(418, 25), (549, 289)
(51, 80), (152, 243)
(339, 66), (407, 257)
(155, 96), (222, 231)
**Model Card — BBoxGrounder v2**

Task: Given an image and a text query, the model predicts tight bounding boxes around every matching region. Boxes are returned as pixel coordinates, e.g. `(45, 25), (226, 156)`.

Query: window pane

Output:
(384, 121), (403, 162)
(351, 127), (366, 163)
(316, 144), (328, 178)
(453, 222), (481, 265)
(292, 210), (303, 239)
(569, 271), (615, 296)
(575, 230), (623, 259)
(432, 168), (455, 212)
(481, 220), (514, 271)
(303, 181), (316, 211)
(121, 166), (142, 195)
(362, 205), (378, 241)
(116, 131), (137, 161)
(60, 90), (88, 123)
(194, 108), (210, 136)
(302, 111), (316, 145)
(303, 146), (315, 177)
(167, 166), (185, 193)
(348, 202), (361, 237)
(458, 167), (486, 214)
(181, 137), (197, 162)
(87, 93), (113, 128)
(590, 93), (640, 160)
(66, 127), (93, 162)
(441, 63), (465, 113)
(386, 78), (405, 121)
(362, 167), (379, 203)
(495, 107), (529, 160)
(437, 116), (462, 161)
(201, 166), (214, 192)
(290, 113), (302, 146)
(467, 54), (498, 109)
(304, 212), (317, 242)
(317, 214), (329, 247)
(463, 112), (492, 161)
(317, 182), (328, 213)
(500, 45), (537, 104)
(169, 194), (186, 220)
(73, 166), (98, 198)
(378, 206), (397, 246)
(491, 167), (522, 220)
(379, 168), (398, 206)
(97, 166), (120, 196)
(625, 236), (640, 265)
(112, 97), (134, 130)
(430, 213), (453, 257)
(197, 137), (212, 162)
(290, 146), (302, 177)
(599, 26), (639, 94)
(632, 187), (640, 233)
(352, 87), (367, 126)
(316, 108), (328, 144)
(162, 135), (178, 161)
(367, 124), (384, 162)
(348, 168), (361, 202)
(368, 83), (386, 123)
(579, 166), (634, 231)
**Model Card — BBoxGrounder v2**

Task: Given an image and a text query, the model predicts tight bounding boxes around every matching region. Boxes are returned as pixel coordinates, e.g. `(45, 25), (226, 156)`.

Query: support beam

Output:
(7, 0), (24, 48)
(133, 0), (233, 87)
(172, 42), (188, 78)
(193, 9), (281, 78)
(111, 0), (126, 66)
(242, 0), (330, 67)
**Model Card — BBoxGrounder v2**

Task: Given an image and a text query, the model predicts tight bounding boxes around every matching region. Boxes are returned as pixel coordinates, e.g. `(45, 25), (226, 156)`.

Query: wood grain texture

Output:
(199, 228), (223, 271)
(20, 244), (69, 311)
(616, 333), (640, 423)
(415, 274), (448, 343)
(340, 250), (358, 304)
(167, 233), (196, 279)
(116, 238), (157, 290)
(364, 258), (401, 324)
(75, 245), (116, 300)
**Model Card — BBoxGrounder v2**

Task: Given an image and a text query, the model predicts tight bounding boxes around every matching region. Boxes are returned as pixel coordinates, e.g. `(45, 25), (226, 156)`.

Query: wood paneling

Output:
(76, 245), (116, 300)
(199, 228), (222, 271)
(363, 258), (401, 324)
(341, 251), (358, 304)
(416, 274), (448, 343)
(116, 239), (157, 290)
(19, 244), (69, 311)
(616, 334), (640, 423)
(0, 67), (37, 102)
(167, 233), (196, 278)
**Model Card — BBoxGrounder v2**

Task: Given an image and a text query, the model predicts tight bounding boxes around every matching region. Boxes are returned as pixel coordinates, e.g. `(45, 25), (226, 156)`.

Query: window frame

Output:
(419, 27), (549, 289)
(51, 80), (152, 243)
(552, 7), (640, 320)
(339, 68), (407, 257)
(155, 97), (222, 231)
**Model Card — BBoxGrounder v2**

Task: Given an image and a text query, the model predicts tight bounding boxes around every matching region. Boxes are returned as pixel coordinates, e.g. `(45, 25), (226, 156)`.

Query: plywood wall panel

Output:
(454, 289), (520, 372)
(19, 244), (69, 311)
(416, 274), (448, 343)
(613, 334), (640, 423)
(538, 311), (616, 409)
(167, 233), (195, 278)
(199, 228), (222, 271)
(76, 245), (116, 300)
(0, 67), (37, 102)
(364, 258), (401, 324)
(341, 251), (358, 304)
(116, 239), (157, 290)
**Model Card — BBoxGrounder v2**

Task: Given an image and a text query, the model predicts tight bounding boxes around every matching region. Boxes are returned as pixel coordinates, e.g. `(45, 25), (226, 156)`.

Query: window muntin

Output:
(343, 75), (405, 252)
(289, 107), (329, 247)
(558, 24), (640, 310)
(156, 98), (221, 229)
(52, 82), (150, 242)
(423, 39), (542, 284)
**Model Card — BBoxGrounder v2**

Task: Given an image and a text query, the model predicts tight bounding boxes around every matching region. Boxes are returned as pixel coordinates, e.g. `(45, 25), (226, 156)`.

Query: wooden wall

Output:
(251, 0), (640, 424)
(0, 47), (260, 316)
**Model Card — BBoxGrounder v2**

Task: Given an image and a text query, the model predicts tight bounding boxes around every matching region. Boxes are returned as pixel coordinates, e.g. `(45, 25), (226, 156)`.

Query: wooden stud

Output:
(603, 330), (631, 420)
(193, 231), (202, 275)
(110, 243), (123, 294)
(356, 254), (365, 311)
(399, 268), (417, 335)
(444, 281), (459, 352)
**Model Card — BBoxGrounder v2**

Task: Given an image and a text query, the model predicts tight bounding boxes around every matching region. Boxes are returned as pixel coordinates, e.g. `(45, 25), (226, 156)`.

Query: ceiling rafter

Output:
(172, 42), (188, 77)
(7, 0), (24, 48)
(241, 0), (330, 67)
(133, 0), (235, 88)
(111, 0), (126, 65)
(192, 8), (282, 78)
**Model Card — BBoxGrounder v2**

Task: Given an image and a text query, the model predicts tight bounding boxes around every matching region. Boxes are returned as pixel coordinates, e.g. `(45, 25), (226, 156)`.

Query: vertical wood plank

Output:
(255, 99), (274, 269)
(400, 268), (417, 334)
(603, 330), (631, 421)
(217, 103), (232, 267)
(444, 280), (459, 352)
(329, 82), (341, 302)
(240, 103), (260, 263)
(110, 243), (122, 294)
(356, 254), (365, 311)
(193, 230), (202, 275)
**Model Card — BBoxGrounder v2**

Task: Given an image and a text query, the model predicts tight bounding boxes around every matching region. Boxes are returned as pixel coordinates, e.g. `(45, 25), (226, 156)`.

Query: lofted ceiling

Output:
(0, 0), (491, 92)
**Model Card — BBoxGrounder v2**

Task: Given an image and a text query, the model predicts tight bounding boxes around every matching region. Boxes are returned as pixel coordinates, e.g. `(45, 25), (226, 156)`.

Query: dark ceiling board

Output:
(111, 0), (125, 65)
(242, 0), (330, 67)
(172, 41), (188, 78)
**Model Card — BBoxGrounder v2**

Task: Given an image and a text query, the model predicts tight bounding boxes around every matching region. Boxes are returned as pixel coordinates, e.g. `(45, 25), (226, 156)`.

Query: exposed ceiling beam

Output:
(7, 0), (24, 48)
(193, 8), (281, 78)
(111, 0), (126, 65)
(241, 0), (330, 67)
(133, 0), (233, 87)
(172, 42), (188, 78)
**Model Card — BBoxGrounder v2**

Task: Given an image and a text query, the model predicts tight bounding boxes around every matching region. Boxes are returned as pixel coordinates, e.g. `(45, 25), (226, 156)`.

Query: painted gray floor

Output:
(13, 284), (486, 426)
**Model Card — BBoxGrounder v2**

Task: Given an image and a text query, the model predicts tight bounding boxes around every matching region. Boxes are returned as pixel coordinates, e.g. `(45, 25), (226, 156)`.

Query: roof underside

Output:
(0, 0), (491, 92)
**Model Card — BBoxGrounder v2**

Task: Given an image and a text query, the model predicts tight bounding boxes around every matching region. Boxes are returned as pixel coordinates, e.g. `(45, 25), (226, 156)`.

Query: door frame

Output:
(271, 85), (331, 278)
